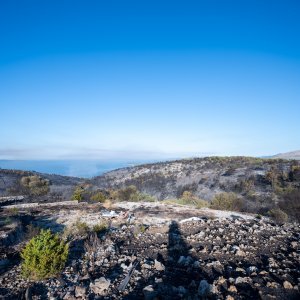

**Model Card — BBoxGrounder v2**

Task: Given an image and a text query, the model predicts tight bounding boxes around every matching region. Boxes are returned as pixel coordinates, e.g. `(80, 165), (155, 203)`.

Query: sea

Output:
(0, 160), (156, 178)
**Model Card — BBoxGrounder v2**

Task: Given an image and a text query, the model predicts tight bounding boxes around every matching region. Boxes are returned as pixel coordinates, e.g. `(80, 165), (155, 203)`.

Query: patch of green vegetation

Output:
(109, 185), (156, 202)
(90, 191), (106, 202)
(71, 186), (84, 201)
(21, 229), (69, 280)
(163, 191), (209, 209)
(210, 192), (244, 211)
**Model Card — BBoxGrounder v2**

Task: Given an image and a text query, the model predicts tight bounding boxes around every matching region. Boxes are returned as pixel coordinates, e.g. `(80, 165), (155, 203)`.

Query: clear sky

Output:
(0, 0), (300, 160)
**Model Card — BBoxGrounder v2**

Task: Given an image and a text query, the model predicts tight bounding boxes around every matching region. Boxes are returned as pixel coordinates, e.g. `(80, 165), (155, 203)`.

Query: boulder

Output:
(75, 285), (87, 298)
(90, 277), (110, 295)
(154, 259), (165, 271)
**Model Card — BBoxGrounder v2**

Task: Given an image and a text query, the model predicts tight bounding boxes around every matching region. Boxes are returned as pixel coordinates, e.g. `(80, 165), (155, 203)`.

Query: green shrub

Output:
(117, 185), (138, 201)
(178, 191), (209, 208)
(140, 224), (146, 233)
(21, 229), (68, 280)
(90, 191), (106, 203)
(72, 187), (84, 201)
(210, 192), (244, 211)
(268, 208), (288, 223)
(129, 192), (156, 202)
(163, 192), (209, 209)
(194, 199), (209, 209)
(110, 185), (156, 202)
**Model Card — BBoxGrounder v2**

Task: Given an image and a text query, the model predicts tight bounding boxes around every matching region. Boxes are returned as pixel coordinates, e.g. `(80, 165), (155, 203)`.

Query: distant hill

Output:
(272, 150), (300, 160)
(92, 156), (300, 205)
(0, 168), (82, 200)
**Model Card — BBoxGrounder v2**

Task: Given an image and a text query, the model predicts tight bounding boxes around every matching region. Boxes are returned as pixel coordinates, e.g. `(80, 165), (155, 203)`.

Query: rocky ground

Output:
(0, 202), (299, 299)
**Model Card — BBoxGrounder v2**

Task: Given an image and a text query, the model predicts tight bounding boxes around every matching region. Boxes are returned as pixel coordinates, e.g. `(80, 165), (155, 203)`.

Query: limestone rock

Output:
(283, 281), (293, 289)
(75, 285), (87, 298)
(154, 259), (165, 271)
(228, 285), (237, 293)
(90, 277), (110, 295)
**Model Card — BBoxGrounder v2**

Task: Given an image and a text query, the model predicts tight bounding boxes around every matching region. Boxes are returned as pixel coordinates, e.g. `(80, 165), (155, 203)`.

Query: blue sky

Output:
(0, 0), (299, 160)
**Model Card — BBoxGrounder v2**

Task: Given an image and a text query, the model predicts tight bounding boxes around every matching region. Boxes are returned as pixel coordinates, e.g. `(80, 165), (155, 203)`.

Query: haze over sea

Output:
(0, 160), (156, 178)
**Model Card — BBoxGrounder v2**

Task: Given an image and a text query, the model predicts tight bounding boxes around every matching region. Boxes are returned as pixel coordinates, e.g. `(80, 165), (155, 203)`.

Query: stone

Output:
(143, 263), (152, 269)
(247, 266), (258, 275)
(259, 271), (268, 275)
(63, 292), (76, 300)
(266, 282), (280, 288)
(231, 245), (240, 252)
(198, 280), (212, 297)
(143, 285), (157, 300)
(283, 281), (293, 289)
(291, 241), (297, 249)
(235, 267), (246, 275)
(268, 258), (278, 268)
(236, 250), (246, 256)
(90, 277), (110, 295)
(75, 285), (87, 298)
(228, 285), (237, 292)
(154, 259), (165, 271)
(235, 277), (252, 285)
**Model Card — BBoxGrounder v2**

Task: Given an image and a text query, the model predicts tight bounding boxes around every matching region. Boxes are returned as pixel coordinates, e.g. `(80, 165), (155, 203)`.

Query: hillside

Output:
(0, 158), (299, 299)
(272, 150), (300, 160)
(92, 156), (300, 199)
(0, 169), (82, 201)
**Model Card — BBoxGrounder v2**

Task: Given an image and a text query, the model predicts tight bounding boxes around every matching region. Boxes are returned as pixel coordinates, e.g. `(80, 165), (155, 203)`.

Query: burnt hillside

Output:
(92, 156), (300, 202)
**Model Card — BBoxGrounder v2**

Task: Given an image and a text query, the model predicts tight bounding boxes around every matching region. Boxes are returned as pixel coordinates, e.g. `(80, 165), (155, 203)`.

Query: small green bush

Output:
(173, 191), (209, 208)
(90, 191), (106, 202)
(21, 229), (69, 280)
(110, 185), (156, 202)
(72, 187), (84, 201)
(117, 185), (138, 201)
(194, 199), (209, 209)
(268, 208), (288, 223)
(210, 192), (244, 211)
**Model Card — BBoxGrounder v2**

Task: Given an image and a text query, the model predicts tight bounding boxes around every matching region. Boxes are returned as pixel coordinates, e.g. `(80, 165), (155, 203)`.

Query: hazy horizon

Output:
(1, 1), (299, 160)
